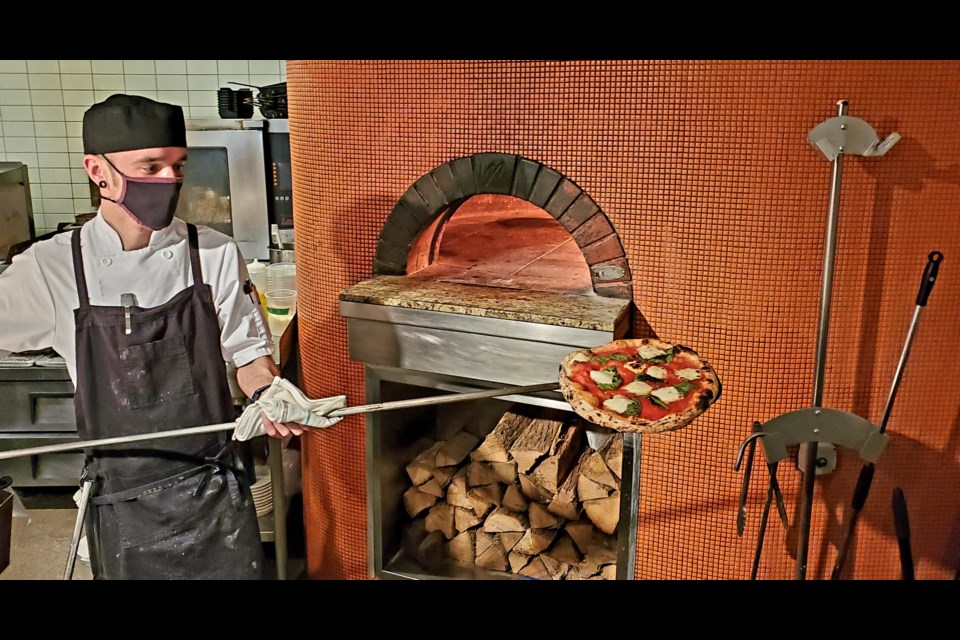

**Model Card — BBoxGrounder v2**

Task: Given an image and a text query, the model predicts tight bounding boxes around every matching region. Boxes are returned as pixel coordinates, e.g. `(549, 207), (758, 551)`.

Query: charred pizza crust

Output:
(559, 338), (721, 434)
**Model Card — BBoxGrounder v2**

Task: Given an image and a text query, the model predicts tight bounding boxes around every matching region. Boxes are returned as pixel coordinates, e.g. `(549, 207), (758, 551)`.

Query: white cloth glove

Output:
(233, 376), (347, 441)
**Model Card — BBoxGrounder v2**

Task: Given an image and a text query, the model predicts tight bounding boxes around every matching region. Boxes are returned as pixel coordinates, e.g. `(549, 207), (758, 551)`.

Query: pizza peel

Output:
(0, 339), (721, 461)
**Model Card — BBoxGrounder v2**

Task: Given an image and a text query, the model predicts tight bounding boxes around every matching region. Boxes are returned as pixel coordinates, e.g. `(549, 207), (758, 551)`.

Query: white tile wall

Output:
(0, 59), (286, 233)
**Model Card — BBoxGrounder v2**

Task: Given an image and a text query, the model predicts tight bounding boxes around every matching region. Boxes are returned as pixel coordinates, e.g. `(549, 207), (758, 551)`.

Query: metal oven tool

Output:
(830, 251), (942, 579)
(0, 382), (562, 461)
(734, 426), (789, 580)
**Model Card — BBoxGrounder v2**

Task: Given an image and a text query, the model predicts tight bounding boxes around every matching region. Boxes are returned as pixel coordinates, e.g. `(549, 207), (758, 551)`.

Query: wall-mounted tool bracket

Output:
(807, 115), (901, 161)
(759, 407), (890, 466)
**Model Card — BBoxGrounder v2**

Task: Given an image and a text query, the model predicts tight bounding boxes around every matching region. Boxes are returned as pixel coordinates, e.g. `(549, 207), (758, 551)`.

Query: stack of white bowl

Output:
(251, 465), (273, 517)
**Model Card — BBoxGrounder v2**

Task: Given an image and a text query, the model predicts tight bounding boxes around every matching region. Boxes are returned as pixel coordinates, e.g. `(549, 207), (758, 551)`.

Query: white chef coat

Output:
(0, 212), (273, 386)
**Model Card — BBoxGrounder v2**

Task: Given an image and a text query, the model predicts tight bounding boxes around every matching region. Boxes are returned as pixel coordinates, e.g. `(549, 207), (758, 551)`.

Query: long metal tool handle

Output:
(830, 250), (942, 579)
(797, 99), (848, 580)
(0, 381), (561, 461)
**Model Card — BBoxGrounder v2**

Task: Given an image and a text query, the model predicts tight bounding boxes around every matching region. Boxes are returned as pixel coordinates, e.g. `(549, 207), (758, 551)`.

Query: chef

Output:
(0, 94), (342, 579)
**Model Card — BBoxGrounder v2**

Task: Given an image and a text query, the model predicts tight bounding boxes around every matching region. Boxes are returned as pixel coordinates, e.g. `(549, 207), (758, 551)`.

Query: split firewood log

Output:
(467, 483), (504, 516)
(542, 531), (582, 565)
(583, 489), (620, 535)
(577, 474), (612, 501)
(518, 556), (551, 580)
(548, 447), (591, 521)
(600, 564), (617, 580)
(418, 477), (445, 498)
(601, 433), (623, 480)
(416, 530), (447, 571)
(564, 518), (598, 555)
(425, 501), (456, 540)
(580, 448), (619, 491)
(454, 505), (483, 532)
(432, 465), (456, 488)
(499, 531), (524, 554)
(436, 430), (481, 467)
(509, 409), (567, 474)
(586, 531), (618, 565)
(489, 461), (517, 484)
(446, 467), (474, 509)
(448, 530), (476, 566)
(403, 485), (439, 518)
(471, 409), (532, 463)
(475, 533), (508, 571)
(572, 557), (602, 578)
(502, 483), (529, 512)
(513, 528), (558, 555)
(508, 550), (532, 573)
(539, 554), (570, 580)
(528, 502), (561, 529)
(518, 473), (552, 503)
(467, 460), (499, 487)
(475, 529), (497, 558)
(482, 506), (529, 533)
(405, 441), (444, 486)
(529, 422), (585, 495)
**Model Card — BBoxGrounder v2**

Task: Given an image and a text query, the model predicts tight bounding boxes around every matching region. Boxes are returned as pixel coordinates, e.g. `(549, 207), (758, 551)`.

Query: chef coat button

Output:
(163, 249), (173, 259)
(100, 257), (112, 266)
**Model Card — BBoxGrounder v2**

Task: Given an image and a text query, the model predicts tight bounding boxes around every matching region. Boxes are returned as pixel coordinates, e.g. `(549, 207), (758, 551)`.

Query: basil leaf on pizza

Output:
(559, 338), (722, 434)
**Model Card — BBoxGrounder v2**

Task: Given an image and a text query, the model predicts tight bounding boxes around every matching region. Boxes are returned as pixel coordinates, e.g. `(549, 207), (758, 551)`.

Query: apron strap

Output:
(70, 229), (90, 308)
(186, 223), (203, 285)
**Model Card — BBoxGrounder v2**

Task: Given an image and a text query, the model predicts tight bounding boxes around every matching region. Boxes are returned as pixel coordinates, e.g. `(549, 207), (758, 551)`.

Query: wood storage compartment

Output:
(362, 370), (640, 580)
(403, 405), (624, 579)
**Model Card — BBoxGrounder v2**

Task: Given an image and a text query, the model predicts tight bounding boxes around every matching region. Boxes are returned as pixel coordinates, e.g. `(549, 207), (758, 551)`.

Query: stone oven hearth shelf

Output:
(339, 275), (630, 334)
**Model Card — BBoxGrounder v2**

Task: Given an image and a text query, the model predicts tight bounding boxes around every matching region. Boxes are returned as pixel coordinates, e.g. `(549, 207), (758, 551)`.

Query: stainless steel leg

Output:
(64, 480), (92, 580)
(268, 436), (287, 580)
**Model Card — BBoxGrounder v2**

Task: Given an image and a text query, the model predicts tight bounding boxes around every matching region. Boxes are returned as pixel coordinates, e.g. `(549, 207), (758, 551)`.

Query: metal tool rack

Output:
(737, 100), (937, 579)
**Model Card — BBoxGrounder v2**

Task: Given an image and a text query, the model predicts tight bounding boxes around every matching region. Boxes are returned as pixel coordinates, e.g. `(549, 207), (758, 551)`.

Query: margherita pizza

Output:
(559, 338), (721, 434)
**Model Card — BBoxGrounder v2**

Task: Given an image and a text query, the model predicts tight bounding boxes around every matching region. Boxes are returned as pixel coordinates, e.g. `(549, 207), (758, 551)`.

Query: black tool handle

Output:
(916, 251), (943, 306)
(851, 463), (876, 511)
(892, 487), (915, 580)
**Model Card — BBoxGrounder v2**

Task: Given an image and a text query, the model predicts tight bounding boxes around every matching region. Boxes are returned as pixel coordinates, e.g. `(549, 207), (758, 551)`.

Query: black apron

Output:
(71, 224), (264, 580)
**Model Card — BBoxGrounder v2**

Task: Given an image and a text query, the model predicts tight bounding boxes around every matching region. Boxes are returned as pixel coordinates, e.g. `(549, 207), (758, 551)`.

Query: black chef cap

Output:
(82, 94), (186, 155)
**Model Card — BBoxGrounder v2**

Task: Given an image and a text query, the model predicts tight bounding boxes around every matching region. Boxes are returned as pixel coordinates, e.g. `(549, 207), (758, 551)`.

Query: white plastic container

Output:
(247, 259), (267, 310)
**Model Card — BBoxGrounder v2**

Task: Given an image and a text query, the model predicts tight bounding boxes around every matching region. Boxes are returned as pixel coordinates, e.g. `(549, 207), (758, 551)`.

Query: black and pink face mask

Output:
(99, 155), (183, 231)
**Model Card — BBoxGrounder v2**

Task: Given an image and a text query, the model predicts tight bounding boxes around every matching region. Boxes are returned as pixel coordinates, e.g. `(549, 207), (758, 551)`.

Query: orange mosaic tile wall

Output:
(287, 60), (960, 580)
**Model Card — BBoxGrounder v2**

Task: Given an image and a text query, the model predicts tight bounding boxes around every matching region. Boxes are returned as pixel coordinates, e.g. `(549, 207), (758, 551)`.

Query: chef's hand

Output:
(233, 376), (346, 442)
(260, 412), (305, 439)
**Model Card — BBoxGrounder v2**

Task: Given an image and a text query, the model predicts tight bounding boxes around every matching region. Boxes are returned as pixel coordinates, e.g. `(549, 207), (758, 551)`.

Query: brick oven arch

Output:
(373, 153), (633, 299)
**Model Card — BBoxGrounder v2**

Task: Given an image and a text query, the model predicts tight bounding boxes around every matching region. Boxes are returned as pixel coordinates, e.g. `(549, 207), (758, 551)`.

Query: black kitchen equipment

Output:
(229, 81), (287, 119)
(217, 87), (254, 119)
(830, 250), (943, 579)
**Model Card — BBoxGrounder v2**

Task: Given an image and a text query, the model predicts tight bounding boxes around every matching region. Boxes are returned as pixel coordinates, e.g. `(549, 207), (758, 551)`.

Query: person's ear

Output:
(82, 154), (107, 188)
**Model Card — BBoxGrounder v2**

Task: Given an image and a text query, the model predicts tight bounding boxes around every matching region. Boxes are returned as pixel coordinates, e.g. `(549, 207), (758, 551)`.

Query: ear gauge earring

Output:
(98, 180), (107, 188)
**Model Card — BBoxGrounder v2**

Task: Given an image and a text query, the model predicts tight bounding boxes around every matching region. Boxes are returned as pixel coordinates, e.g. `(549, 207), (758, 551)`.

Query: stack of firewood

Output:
(401, 405), (624, 580)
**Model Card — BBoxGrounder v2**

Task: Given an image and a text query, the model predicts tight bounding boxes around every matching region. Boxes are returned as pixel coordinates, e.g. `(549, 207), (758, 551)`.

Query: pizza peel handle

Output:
(0, 382), (562, 461)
